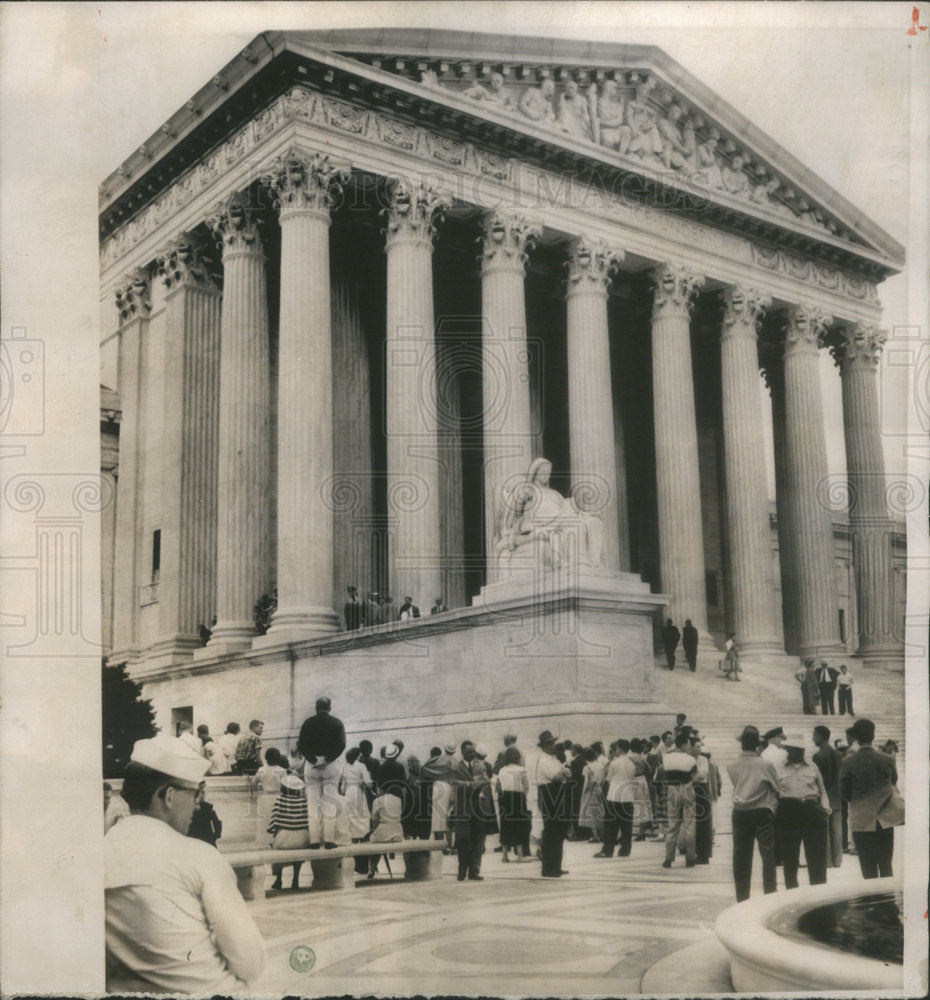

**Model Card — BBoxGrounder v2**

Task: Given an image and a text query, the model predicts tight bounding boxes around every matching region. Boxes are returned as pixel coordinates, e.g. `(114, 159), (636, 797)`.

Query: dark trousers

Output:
(731, 808), (777, 902)
(800, 685), (815, 714)
(684, 647), (697, 671)
(819, 683), (836, 714)
(852, 823), (894, 878)
(601, 801), (633, 857)
(455, 818), (486, 877)
(663, 645), (677, 670)
(539, 781), (569, 876)
(838, 686), (854, 714)
(776, 799), (828, 889)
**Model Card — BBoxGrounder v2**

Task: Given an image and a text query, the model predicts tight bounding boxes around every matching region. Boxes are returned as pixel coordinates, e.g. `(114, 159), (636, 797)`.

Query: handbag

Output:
(876, 785), (905, 828)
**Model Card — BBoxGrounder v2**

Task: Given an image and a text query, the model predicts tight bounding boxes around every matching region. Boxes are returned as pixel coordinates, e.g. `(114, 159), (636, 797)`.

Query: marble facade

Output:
(99, 30), (907, 739)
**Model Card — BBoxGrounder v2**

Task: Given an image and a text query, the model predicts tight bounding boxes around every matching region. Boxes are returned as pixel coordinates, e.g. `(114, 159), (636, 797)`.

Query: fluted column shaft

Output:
(110, 271), (151, 663)
(782, 304), (842, 657)
(566, 238), (624, 571)
(720, 287), (782, 653)
(838, 324), (897, 657)
(155, 236), (221, 658)
(651, 263), (709, 634)
(207, 196), (272, 647)
(263, 151), (349, 640)
(481, 211), (540, 581)
(384, 180), (450, 607)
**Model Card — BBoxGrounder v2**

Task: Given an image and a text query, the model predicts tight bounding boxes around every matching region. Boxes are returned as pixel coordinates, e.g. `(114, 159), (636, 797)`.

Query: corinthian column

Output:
(480, 210), (540, 581)
(836, 323), (899, 662)
(153, 233), (221, 664)
(720, 286), (782, 654)
(651, 262), (709, 634)
(260, 150), (349, 641)
(782, 304), (843, 657)
(205, 194), (272, 650)
(384, 179), (450, 607)
(566, 237), (625, 571)
(110, 269), (151, 665)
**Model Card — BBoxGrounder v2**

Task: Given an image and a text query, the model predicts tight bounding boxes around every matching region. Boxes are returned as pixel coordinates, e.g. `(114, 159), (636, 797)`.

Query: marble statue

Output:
(518, 78), (556, 124)
(694, 130), (724, 189)
(656, 103), (696, 172)
(617, 87), (664, 164)
(556, 80), (593, 142)
(595, 80), (625, 150)
(496, 458), (605, 573)
(462, 71), (513, 110)
(721, 154), (752, 198)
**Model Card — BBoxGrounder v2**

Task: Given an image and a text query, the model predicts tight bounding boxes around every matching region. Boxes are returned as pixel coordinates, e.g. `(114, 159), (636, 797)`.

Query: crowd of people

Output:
(103, 695), (904, 994)
(343, 586), (447, 629)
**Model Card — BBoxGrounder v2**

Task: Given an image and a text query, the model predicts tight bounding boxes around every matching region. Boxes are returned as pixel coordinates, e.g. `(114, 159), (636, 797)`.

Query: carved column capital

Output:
(783, 303), (831, 356)
(206, 193), (265, 257)
(157, 232), (217, 292)
(833, 322), (886, 371)
(262, 148), (350, 221)
(383, 178), (451, 247)
(114, 268), (152, 323)
(651, 262), (704, 318)
(721, 285), (771, 337)
(566, 237), (623, 294)
(480, 210), (541, 272)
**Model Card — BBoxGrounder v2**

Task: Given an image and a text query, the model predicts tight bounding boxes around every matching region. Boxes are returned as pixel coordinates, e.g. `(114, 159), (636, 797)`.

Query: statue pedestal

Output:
(475, 559), (657, 611)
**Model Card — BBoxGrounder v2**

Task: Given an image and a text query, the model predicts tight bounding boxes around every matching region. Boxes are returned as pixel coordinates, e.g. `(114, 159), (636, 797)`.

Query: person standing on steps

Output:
(682, 619), (699, 671)
(816, 660), (840, 715)
(836, 664), (855, 716)
(661, 618), (681, 670)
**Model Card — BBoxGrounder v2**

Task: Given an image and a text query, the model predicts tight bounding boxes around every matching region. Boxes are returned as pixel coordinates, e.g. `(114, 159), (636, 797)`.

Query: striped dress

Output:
(267, 788), (310, 849)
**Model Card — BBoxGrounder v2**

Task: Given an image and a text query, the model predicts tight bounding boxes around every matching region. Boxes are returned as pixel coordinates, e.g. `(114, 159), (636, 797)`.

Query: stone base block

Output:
(310, 856), (358, 890)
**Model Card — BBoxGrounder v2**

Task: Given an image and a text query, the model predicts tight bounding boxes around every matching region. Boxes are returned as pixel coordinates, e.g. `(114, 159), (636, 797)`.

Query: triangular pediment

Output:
(295, 29), (901, 272)
(99, 28), (903, 279)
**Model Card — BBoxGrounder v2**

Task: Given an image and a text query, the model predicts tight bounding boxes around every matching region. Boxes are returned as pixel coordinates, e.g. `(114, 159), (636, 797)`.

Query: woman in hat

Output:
(421, 741), (458, 854)
(368, 759), (407, 878)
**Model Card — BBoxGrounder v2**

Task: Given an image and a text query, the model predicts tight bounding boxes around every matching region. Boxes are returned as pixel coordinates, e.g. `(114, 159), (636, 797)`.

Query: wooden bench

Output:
(221, 839), (445, 898)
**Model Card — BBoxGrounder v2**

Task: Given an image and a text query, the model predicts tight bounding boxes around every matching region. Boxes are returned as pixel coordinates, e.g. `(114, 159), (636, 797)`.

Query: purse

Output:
(876, 785), (905, 828)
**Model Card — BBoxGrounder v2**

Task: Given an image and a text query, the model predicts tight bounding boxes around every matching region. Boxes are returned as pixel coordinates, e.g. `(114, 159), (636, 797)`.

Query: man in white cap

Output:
(104, 734), (266, 993)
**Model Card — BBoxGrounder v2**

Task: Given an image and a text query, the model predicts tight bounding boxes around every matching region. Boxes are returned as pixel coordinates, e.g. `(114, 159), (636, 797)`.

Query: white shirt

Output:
(105, 815), (265, 993)
(605, 755), (637, 803)
(178, 730), (203, 755)
(203, 739), (229, 775)
(495, 763), (529, 794)
(218, 732), (240, 760)
(761, 743), (788, 776)
(533, 752), (568, 785)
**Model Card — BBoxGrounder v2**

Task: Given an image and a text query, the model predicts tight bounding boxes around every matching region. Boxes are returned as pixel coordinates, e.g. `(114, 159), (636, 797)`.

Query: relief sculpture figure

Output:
(518, 78), (557, 125)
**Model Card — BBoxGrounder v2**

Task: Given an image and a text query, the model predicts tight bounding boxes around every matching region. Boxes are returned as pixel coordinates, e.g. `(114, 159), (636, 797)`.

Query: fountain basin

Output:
(714, 876), (902, 992)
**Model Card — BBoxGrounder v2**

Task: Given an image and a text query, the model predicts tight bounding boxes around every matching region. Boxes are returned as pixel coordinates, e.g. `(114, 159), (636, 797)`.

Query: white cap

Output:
(474, 743), (489, 759)
(130, 733), (209, 784)
(443, 740), (457, 754)
(383, 744), (401, 760)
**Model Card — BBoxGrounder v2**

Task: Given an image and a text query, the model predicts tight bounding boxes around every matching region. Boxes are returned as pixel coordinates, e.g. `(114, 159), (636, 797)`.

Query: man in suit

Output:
(661, 618), (681, 670)
(398, 596), (421, 621)
(816, 660), (840, 715)
(682, 619), (699, 671)
(812, 725), (843, 868)
(343, 585), (363, 630)
(451, 740), (493, 881)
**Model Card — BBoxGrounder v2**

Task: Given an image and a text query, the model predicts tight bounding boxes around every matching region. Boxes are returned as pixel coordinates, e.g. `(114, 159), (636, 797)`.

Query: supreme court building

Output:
(99, 30), (906, 740)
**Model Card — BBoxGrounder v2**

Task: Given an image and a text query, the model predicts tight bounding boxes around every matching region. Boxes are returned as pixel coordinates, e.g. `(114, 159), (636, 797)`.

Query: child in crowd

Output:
(368, 759), (406, 879)
(187, 781), (222, 847)
(267, 773), (310, 891)
(255, 747), (288, 819)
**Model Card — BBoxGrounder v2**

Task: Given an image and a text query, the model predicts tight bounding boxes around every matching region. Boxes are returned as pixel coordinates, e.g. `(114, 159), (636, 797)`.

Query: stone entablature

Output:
(100, 85), (881, 323)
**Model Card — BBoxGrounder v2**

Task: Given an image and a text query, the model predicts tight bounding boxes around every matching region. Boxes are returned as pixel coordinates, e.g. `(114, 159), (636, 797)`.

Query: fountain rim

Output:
(714, 875), (903, 993)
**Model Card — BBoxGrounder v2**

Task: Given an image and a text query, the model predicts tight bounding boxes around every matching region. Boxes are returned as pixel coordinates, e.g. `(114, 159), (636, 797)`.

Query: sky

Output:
(0, 3), (928, 993)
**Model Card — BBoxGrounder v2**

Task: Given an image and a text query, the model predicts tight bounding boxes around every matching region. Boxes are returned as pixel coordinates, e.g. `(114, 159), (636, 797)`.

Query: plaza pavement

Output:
(247, 831), (871, 996)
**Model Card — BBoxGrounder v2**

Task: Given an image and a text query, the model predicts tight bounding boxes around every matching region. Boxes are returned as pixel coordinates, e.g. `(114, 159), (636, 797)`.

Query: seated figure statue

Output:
(495, 458), (604, 574)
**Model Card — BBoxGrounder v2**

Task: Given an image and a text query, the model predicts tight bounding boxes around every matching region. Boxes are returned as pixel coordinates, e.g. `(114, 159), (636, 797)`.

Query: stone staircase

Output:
(649, 654), (906, 833)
